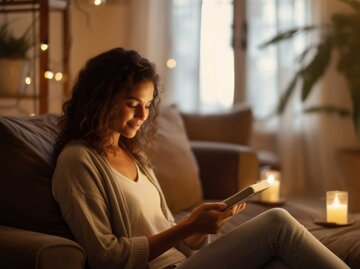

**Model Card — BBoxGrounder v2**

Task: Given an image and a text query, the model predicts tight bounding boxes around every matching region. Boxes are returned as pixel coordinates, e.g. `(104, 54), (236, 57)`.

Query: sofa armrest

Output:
(190, 141), (259, 200)
(0, 225), (85, 269)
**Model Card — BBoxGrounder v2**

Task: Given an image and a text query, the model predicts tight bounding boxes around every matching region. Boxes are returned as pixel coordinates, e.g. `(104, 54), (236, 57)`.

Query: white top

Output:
(111, 164), (186, 269)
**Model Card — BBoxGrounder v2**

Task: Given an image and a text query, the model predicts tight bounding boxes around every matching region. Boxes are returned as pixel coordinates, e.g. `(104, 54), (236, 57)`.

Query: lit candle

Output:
(260, 170), (280, 203)
(326, 191), (348, 224)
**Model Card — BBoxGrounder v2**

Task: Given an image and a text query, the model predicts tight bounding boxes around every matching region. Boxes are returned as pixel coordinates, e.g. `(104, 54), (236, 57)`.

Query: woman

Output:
(52, 47), (349, 269)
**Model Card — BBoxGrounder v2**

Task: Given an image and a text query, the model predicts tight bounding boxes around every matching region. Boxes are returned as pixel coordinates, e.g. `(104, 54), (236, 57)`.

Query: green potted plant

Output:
(259, 0), (360, 132)
(0, 21), (32, 97)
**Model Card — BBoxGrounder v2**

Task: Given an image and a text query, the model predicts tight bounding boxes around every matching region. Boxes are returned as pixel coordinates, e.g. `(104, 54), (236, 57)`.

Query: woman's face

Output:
(115, 80), (155, 139)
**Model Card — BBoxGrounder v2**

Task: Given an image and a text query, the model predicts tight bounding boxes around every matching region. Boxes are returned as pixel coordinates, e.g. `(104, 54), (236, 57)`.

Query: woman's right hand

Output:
(180, 202), (236, 235)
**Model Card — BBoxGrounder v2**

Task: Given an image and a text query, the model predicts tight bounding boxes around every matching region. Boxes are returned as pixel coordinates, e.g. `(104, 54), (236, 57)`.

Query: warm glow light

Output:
(333, 196), (341, 207)
(199, 0), (234, 111)
(267, 175), (274, 184)
(55, 72), (63, 81)
(40, 43), (48, 51)
(92, 0), (106, 5)
(260, 169), (281, 203)
(326, 191), (348, 224)
(166, 58), (177, 68)
(44, 71), (54, 79)
(29, 113), (36, 117)
(25, 76), (31, 85)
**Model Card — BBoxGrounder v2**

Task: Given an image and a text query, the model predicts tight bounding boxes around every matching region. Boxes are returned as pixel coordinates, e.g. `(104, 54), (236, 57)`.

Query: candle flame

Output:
(267, 175), (274, 184)
(332, 196), (341, 208)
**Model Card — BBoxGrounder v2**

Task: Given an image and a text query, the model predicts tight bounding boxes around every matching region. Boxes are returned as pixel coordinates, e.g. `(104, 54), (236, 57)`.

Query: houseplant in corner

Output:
(259, 0), (360, 132)
(260, 0), (360, 212)
(0, 21), (32, 97)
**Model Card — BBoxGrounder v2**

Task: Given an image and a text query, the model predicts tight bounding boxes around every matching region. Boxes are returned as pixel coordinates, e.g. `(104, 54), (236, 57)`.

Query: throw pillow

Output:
(0, 114), (74, 239)
(149, 105), (203, 213)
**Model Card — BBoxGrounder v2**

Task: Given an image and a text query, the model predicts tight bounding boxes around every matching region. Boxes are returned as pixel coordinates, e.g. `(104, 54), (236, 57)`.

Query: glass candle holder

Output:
(326, 191), (348, 224)
(260, 169), (281, 203)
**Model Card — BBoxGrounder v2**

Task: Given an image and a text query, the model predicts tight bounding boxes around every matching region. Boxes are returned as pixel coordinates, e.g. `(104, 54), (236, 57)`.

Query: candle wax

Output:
(327, 200), (348, 224)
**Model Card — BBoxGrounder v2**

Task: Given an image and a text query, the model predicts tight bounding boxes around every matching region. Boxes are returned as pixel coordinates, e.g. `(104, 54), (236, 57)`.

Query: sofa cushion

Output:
(0, 114), (73, 239)
(150, 105), (203, 213)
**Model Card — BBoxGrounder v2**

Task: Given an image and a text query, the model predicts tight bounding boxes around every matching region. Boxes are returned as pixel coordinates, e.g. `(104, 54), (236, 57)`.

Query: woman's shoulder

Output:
(52, 142), (107, 201)
(57, 141), (100, 164)
(61, 141), (90, 153)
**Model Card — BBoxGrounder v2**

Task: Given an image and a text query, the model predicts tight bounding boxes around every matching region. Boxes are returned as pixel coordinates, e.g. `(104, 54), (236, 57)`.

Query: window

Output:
(246, 0), (307, 118)
(168, 0), (234, 113)
(168, 0), (308, 114)
(199, 0), (234, 112)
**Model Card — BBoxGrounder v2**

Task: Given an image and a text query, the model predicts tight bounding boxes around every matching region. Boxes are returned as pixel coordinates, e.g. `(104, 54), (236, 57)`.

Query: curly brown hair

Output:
(54, 48), (160, 166)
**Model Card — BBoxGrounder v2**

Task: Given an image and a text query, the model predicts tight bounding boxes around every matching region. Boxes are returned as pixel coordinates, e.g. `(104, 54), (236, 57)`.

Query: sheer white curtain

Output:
(127, 0), (172, 102)
(245, 0), (357, 198)
(127, 0), (202, 110)
(199, 0), (234, 113)
(168, 0), (202, 112)
(299, 0), (357, 196)
(169, 0), (235, 113)
(127, 0), (236, 113)
(245, 0), (309, 195)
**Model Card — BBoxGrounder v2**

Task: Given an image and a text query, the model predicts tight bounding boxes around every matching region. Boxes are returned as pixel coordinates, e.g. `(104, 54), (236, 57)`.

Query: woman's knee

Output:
(260, 208), (304, 242)
(267, 208), (290, 217)
(262, 208), (296, 226)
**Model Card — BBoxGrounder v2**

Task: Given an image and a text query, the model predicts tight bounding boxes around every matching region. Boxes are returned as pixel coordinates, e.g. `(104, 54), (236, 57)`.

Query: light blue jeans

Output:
(178, 208), (349, 269)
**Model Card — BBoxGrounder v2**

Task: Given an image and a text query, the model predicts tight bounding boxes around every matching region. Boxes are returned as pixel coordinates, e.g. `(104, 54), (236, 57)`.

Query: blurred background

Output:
(0, 0), (359, 200)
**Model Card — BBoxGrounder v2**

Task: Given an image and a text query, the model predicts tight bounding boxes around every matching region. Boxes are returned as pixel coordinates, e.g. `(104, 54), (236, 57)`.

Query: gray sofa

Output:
(1, 105), (359, 269)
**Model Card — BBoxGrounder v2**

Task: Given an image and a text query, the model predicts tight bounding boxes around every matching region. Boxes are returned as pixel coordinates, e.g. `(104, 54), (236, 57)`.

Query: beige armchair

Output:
(180, 104), (280, 170)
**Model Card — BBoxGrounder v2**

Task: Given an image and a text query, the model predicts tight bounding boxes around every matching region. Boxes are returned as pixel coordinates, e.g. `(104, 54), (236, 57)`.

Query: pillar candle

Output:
(260, 170), (280, 203)
(326, 191), (348, 224)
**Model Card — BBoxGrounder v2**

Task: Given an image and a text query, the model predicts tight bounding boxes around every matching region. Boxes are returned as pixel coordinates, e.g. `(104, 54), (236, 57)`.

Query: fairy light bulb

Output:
(91, 0), (106, 5)
(40, 43), (48, 51)
(25, 76), (31, 85)
(166, 58), (177, 68)
(44, 71), (54, 79)
(55, 72), (63, 81)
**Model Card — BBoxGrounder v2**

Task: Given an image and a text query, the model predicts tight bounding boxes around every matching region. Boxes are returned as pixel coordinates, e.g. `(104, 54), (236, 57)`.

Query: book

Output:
(222, 180), (271, 209)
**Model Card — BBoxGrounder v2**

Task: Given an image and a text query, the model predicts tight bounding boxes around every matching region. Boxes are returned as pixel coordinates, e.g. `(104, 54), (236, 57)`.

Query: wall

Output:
(69, 2), (129, 87)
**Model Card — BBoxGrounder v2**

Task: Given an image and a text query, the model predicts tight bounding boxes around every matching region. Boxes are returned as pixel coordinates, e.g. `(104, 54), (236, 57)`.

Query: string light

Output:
(40, 43), (48, 51)
(44, 71), (54, 79)
(166, 58), (177, 69)
(91, 0), (106, 6)
(55, 72), (63, 81)
(43, 71), (64, 81)
(25, 76), (31, 85)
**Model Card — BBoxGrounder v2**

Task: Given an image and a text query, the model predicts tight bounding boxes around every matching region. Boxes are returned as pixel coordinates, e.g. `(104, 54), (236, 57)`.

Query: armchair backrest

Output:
(180, 104), (253, 146)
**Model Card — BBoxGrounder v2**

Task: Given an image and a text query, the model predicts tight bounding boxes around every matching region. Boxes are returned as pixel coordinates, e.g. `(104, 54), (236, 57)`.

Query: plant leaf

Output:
(0, 21), (33, 59)
(259, 26), (317, 49)
(304, 105), (351, 117)
(300, 40), (333, 101)
(295, 45), (316, 63)
(277, 75), (298, 114)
